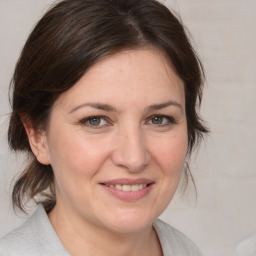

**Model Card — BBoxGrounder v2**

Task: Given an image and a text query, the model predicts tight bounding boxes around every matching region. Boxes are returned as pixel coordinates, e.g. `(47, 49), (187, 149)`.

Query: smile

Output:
(105, 184), (147, 192)
(100, 179), (154, 200)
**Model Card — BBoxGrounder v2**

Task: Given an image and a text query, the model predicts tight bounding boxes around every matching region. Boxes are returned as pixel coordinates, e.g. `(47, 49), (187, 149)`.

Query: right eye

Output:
(147, 115), (177, 126)
(80, 116), (109, 128)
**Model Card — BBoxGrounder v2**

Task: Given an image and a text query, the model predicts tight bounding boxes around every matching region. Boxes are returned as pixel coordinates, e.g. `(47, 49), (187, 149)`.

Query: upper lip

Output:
(100, 178), (154, 186)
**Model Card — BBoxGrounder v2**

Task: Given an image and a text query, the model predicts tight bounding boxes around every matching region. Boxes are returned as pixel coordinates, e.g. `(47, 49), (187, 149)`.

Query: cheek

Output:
(47, 131), (110, 181)
(153, 130), (188, 174)
(46, 136), (106, 201)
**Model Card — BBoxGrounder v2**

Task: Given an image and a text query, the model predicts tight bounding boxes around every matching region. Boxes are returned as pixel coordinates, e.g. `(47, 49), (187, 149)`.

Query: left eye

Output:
(80, 116), (108, 127)
(148, 115), (175, 125)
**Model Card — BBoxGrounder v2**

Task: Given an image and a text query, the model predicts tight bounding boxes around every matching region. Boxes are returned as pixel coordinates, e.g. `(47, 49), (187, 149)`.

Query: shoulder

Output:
(0, 204), (69, 256)
(153, 219), (203, 256)
(235, 233), (256, 256)
(0, 210), (39, 256)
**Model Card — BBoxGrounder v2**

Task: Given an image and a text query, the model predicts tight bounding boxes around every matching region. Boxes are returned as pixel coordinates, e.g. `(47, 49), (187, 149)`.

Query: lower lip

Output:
(101, 184), (153, 201)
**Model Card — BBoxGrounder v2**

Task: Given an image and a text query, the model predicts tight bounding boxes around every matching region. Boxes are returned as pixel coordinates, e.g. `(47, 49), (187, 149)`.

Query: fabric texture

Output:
(0, 204), (202, 256)
(235, 233), (256, 256)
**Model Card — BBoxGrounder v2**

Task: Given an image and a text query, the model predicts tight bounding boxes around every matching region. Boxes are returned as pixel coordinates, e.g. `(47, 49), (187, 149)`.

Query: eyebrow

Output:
(69, 100), (183, 114)
(69, 103), (117, 113)
(146, 101), (183, 112)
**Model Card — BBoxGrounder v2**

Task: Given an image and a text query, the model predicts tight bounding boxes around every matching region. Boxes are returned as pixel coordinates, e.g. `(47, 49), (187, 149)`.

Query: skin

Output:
(25, 48), (188, 256)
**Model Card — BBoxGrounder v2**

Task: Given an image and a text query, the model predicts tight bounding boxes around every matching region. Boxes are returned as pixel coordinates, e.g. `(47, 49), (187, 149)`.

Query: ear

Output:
(22, 119), (51, 165)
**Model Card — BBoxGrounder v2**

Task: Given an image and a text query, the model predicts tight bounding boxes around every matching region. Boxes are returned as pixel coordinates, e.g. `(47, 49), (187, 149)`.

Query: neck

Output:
(48, 203), (162, 256)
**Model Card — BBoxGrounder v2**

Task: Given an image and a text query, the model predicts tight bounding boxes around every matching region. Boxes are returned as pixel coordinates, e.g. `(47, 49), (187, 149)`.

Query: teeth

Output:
(116, 184), (122, 190)
(107, 184), (147, 192)
(123, 185), (130, 191)
(131, 184), (138, 191)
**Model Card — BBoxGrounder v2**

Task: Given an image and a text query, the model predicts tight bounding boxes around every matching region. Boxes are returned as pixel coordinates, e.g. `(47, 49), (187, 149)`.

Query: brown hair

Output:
(8, 0), (208, 212)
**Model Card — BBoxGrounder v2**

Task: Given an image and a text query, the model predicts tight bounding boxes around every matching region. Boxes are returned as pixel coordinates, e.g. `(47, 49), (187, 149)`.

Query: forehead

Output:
(54, 48), (185, 110)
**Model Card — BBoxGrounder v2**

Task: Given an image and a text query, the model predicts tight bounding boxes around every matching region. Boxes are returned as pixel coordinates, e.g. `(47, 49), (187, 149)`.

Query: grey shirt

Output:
(235, 233), (256, 256)
(0, 204), (202, 256)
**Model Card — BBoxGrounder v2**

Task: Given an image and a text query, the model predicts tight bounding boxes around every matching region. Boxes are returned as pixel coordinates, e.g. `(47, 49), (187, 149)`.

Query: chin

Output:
(100, 209), (157, 234)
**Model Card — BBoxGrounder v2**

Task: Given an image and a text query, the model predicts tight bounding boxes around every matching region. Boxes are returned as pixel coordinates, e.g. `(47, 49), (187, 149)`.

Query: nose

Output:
(111, 127), (150, 172)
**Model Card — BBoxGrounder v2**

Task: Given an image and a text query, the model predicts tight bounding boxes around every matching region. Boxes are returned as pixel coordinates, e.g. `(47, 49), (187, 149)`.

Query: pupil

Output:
(153, 116), (163, 124)
(89, 118), (100, 126)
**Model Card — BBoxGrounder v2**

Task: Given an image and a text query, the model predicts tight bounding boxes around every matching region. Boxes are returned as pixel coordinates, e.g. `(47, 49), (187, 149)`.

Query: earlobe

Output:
(22, 119), (51, 165)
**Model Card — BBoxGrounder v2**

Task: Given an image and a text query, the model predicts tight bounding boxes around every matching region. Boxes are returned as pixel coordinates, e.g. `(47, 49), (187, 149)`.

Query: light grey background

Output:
(0, 1), (256, 255)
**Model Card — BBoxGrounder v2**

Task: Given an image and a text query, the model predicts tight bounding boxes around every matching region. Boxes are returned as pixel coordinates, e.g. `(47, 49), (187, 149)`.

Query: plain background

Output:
(0, 1), (255, 255)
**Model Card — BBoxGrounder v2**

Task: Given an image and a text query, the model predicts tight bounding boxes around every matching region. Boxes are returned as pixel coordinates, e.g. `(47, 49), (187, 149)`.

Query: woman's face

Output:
(38, 49), (188, 233)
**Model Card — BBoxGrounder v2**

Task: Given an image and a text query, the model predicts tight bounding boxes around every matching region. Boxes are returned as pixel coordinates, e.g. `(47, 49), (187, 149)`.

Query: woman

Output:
(0, 0), (208, 255)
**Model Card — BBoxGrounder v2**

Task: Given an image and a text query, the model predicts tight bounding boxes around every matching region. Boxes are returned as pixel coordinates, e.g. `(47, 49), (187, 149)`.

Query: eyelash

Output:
(80, 116), (110, 129)
(79, 115), (177, 129)
(146, 115), (177, 126)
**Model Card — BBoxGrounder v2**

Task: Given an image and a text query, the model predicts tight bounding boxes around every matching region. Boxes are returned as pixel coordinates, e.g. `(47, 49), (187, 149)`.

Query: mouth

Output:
(99, 179), (154, 200)
(104, 183), (148, 192)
